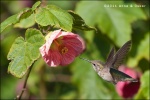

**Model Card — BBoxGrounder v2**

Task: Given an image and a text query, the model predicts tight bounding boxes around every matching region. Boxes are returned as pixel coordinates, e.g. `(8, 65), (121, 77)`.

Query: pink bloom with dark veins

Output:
(116, 65), (141, 99)
(39, 29), (85, 67)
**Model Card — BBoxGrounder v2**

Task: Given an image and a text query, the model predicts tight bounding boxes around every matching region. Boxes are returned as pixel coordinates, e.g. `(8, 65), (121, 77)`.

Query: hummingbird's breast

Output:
(98, 68), (113, 82)
(91, 64), (113, 82)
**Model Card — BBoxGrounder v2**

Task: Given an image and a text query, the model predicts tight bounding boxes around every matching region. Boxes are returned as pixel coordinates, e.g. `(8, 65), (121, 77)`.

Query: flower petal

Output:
(40, 44), (62, 67)
(45, 50), (62, 67)
(57, 31), (85, 50)
(57, 31), (76, 38)
(45, 29), (62, 54)
(63, 36), (85, 56)
(60, 47), (76, 66)
(39, 43), (46, 56)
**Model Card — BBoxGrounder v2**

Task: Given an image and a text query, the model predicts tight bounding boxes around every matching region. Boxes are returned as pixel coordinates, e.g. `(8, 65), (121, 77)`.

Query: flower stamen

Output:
(54, 40), (60, 47)
(61, 47), (68, 54)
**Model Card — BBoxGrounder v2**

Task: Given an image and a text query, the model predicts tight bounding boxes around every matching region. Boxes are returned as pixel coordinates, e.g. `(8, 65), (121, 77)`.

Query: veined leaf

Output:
(68, 10), (96, 31)
(7, 28), (45, 78)
(17, 8), (32, 21)
(35, 5), (73, 31)
(0, 8), (32, 33)
(32, 1), (41, 11)
(0, 14), (18, 33)
(14, 14), (35, 28)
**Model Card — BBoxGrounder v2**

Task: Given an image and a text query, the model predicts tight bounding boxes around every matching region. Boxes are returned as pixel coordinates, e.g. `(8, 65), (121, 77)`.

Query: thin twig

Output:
(16, 65), (33, 100)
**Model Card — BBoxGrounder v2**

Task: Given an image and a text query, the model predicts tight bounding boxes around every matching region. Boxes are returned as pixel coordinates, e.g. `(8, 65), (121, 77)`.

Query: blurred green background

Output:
(0, 0), (149, 99)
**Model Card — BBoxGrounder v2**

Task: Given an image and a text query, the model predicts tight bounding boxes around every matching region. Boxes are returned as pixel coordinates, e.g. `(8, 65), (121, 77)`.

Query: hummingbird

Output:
(80, 40), (138, 84)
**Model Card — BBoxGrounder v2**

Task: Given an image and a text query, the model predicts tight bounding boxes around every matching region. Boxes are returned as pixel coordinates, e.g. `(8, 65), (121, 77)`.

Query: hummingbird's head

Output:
(90, 60), (104, 71)
(79, 57), (104, 71)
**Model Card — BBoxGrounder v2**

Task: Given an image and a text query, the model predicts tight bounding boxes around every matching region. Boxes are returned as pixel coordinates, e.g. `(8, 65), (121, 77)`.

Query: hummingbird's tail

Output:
(124, 78), (138, 82)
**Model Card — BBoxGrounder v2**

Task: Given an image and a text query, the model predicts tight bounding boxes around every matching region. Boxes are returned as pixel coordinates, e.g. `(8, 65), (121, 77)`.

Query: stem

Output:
(16, 65), (33, 100)
(39, 65), (47, 99)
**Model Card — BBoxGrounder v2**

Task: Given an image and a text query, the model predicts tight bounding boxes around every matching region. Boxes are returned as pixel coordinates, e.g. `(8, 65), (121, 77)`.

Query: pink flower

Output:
(39, 29), (85, 67)
(116, 65), (141, 98)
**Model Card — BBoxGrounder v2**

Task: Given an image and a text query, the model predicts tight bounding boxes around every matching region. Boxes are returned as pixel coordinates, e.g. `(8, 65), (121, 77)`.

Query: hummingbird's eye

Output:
(93, 63), (96, 66)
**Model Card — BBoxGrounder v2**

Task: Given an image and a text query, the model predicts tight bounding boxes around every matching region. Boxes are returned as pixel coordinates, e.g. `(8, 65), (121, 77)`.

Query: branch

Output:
(16, 65), (33, 100)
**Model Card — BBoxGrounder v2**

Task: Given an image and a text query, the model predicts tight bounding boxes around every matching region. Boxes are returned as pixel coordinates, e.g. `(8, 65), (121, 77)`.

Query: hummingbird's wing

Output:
(112, 40), (132, 69)
(110, 68), (138, 84)
(105, 47), (115, 67)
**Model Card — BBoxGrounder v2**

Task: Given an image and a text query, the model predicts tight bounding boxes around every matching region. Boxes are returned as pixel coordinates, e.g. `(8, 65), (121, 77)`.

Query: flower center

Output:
(61, 47), (68, 54)
(53, 39), (68, 54)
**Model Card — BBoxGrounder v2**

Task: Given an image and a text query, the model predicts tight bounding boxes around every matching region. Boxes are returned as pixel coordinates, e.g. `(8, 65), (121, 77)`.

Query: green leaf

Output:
(15, 8), (35, 28)
(7, 28), (45, 78)
(127, 33), (149, 67)
(32, 1), (41, 11)
(75, 1), (146, 46)
(17, 8), (32, 21)
(68, 10), (96, 31)
(14, 14), (35, 28)
(0, 8), (33, 33)
(0, 14), (18, 33)
(134, 71), (150, 99)
(35, 5), (73, 31)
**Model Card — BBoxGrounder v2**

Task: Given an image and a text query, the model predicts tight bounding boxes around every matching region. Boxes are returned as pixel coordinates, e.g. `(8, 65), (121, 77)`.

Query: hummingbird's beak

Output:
(79, 57), (91, 63)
